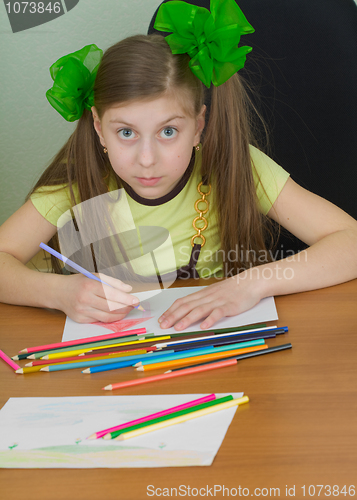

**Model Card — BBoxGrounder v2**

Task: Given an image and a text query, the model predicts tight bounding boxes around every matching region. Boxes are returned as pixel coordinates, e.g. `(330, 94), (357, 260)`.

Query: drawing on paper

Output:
(0, 395), (242, 469)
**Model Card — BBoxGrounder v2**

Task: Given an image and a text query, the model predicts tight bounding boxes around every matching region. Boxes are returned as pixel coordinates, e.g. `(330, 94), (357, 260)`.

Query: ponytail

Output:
(202, 74), (273, 274)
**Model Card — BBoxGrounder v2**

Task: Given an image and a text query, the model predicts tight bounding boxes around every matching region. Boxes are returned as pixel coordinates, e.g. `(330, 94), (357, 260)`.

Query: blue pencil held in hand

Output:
(39, 242), (144, 311)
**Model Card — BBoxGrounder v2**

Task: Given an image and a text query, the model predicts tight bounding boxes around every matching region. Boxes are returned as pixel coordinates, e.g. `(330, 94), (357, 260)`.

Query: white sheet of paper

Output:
(62, 286), (278, 342)
(0, 393), (243, 468)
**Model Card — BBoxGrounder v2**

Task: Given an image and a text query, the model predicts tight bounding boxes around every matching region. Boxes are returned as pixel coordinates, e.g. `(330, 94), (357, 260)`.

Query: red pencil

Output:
(19, 327), (147, 354)
(103, 358), (238, 390)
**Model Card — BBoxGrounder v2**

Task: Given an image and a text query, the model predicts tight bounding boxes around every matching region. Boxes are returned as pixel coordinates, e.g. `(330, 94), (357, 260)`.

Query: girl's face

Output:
(92, 95), (205, 199)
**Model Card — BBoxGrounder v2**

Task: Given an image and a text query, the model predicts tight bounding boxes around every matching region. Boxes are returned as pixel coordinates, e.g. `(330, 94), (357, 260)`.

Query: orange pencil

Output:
(135, 345), (268, 372)
(103, 358), (238, 390)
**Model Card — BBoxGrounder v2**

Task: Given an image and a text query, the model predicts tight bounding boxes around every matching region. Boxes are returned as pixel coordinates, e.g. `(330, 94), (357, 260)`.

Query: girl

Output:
(0, 0), (356, 330)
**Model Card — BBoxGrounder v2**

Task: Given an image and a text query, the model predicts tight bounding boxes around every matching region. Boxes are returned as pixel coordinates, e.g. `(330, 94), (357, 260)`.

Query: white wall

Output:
(0, 0), (160, 225)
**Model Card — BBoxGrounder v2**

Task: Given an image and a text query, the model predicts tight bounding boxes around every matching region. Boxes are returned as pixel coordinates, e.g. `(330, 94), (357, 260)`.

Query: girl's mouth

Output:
(136, 177), (162, 186)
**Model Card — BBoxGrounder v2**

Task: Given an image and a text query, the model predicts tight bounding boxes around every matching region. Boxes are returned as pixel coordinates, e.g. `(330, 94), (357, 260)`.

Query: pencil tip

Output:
(12, 356), (19, 360)
(25, 362), (32, 367)
(82, 369), (90, 373)
(136, 367), (144, 372)
(103, 385), (111, 390)
(40, 366), (50, 372)
(87, 434), (96, 440)
(19, 349), (27, 354)
(28, 355), (35, 359)
(102, 434), (111, 440)
(15, 369), (23, 374)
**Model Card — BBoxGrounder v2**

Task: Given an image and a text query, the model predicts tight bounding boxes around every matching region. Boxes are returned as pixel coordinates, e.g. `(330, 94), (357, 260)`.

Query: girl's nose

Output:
(138, 139), (156, 168)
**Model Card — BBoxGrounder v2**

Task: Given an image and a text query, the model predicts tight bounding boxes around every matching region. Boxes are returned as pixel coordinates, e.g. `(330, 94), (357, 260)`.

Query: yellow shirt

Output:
(31, 146), (289, 278)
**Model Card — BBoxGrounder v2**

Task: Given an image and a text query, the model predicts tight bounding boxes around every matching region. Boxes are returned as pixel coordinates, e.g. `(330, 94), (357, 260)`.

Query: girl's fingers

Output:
(159, 287), (220, 328)
(92, 275), (139, 310)
(159, 287), (217, 324)
(97, 273), (132, 292)
(75, 296), (134, 323)
(88, 290), (136, 314)
(160, 296), (225, 330)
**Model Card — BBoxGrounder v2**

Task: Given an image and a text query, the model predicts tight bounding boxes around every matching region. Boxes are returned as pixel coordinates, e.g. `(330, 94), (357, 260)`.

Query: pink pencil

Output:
(87, 394), (216, 440)
(0, 349), (20, 371)
(19, 327), (147, 354)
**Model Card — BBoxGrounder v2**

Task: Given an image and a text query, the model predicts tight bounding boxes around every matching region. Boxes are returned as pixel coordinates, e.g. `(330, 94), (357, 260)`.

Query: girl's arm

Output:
(0, 200), (140, 322)
(159, 178), (357, 331)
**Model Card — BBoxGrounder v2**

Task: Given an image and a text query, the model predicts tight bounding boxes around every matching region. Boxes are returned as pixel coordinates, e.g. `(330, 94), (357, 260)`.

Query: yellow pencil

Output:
(24, 349), (149, 367)
(115, 396), (249, 441)
(16, 366), (44, 374)
(42, 336), (171, 360)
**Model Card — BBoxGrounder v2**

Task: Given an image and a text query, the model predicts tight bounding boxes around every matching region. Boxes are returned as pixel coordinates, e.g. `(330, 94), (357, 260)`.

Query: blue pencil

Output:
(39, 242), (144, 310)
(40, 349), (174, 372)
(135, 339), (266, 368)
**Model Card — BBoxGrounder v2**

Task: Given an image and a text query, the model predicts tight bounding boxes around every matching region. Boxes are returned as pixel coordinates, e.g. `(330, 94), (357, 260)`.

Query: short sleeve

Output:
(30, 175), (118, 227)
(250, 145), (290, 215)
(30, 184), (77, 226)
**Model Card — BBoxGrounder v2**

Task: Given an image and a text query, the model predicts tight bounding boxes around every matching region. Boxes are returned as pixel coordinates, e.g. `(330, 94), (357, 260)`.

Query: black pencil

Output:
(164, 343), (293, 372)
(158, 331), (279, 353)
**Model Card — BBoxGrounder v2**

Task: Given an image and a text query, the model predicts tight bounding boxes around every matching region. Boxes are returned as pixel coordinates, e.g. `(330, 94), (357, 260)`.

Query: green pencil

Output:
(105, 395), (234, 439)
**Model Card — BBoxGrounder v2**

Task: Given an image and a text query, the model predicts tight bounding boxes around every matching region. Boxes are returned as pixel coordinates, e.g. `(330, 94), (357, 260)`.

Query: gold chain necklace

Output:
(191, 181), (211, 247)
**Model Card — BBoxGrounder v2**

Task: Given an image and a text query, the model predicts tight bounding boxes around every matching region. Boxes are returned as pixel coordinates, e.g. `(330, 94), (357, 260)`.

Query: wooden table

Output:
(1, 279), (357, 500)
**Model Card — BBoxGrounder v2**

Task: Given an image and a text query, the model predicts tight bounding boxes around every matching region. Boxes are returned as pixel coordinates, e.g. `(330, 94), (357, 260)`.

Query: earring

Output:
(195, 144), (200, 151)
(103, 147), (108, 154)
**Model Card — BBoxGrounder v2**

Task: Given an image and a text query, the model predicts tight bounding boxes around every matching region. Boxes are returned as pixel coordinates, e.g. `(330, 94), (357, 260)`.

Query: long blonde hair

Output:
(29, 34), (273, 275)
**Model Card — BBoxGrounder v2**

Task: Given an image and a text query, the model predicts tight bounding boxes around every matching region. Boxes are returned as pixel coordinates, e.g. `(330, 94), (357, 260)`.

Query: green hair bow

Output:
(46, 44), (103, 122)
(154, 0), (254, 88)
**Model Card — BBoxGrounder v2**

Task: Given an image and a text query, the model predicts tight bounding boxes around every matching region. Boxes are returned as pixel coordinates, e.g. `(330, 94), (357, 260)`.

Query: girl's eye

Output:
(161, 127), (177, 138)
(118, 128), (135, 139)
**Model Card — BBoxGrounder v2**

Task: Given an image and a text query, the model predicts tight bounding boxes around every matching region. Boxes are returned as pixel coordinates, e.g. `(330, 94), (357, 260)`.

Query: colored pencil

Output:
(85, 340), (265, 375)
(136, 345), (268, 372)
(165, 343), (293, 372)
(157, 331), (277, 352)
(115, 396), (249, 441)
(25, 348), (150, 367)
(110, 395), (234, 440)
(103, 358), (238, 390)
(21, 334), (152, 360)
(81, 351), (164, 374)
(18, 328), (147, 354)
(88, 394), (217, 439)
(16, 366), (45, 374)
(34, 335), (170, 360)
(12, 332), (156, 360)
(154, 326), (287, 349)
(135, 339), (265, 367)
(11, 324), (271, 361)
(40, 349), (175, 372)
(40, 242), (145, 310)
(154, 323), (267, 336)
(25, 347), (155, 366)
(0, 349), (20, 371)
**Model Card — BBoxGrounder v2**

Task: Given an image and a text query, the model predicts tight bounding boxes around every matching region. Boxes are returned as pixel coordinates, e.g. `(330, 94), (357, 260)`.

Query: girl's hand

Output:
(158, 277), (261, 331)
(55, 273), (141, 323)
